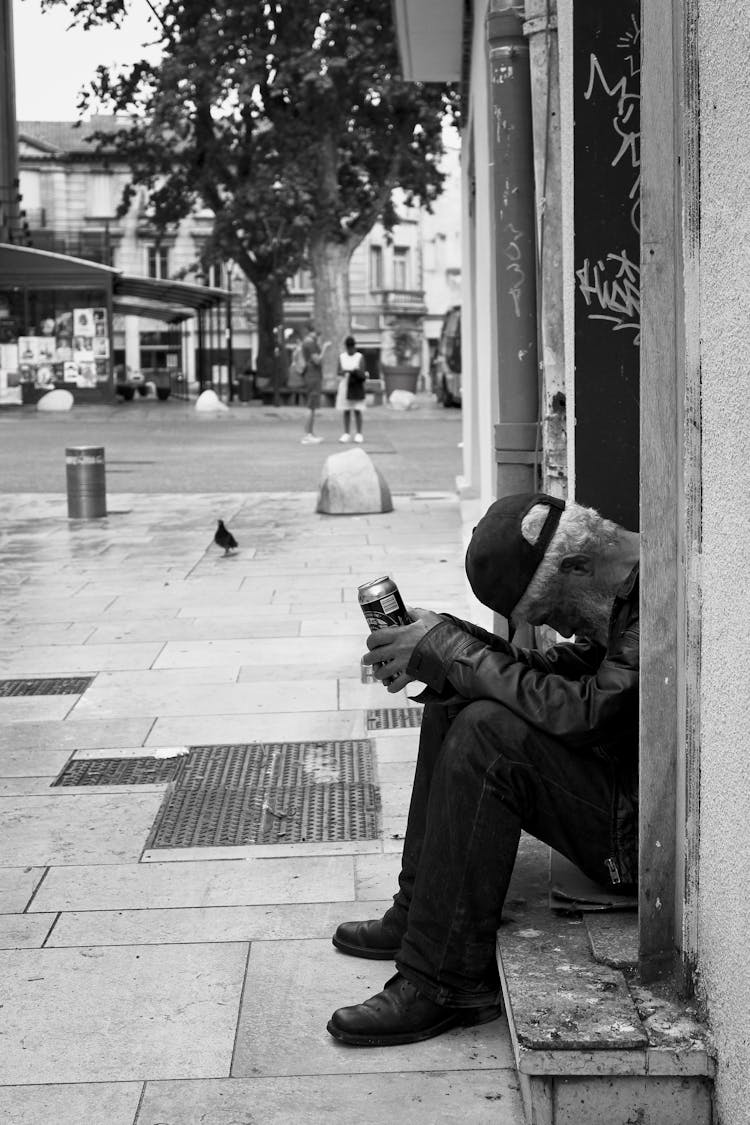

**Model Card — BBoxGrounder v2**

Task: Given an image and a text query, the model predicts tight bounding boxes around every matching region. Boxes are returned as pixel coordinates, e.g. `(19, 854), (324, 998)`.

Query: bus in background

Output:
(434, 305), (461, 407)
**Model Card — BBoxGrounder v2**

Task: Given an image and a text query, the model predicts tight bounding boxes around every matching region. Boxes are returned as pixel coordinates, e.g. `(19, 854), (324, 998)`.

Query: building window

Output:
(19, 170), (41, 210)
(206, 262), (223, 288)
(87, 174), (115, 217)
(393, 247), (410, 291)
(370, 245), (383, 290)
(290, 268), (313, 291)
(147, 245), (169, 279)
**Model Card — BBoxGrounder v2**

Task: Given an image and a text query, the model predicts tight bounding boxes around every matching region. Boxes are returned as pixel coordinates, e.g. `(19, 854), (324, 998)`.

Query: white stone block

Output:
(194, 389), (228, 413)
(388, 388), (416, 411)
(316, 448), (393, 515)
(37, 389), (74, 412)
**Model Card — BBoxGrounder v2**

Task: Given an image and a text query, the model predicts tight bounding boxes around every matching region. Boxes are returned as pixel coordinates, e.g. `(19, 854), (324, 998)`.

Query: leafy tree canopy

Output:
(45, 0), (459, 376)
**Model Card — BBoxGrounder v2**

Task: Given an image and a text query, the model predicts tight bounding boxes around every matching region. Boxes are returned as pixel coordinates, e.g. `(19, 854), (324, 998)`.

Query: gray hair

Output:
(514, 501), (620, 614)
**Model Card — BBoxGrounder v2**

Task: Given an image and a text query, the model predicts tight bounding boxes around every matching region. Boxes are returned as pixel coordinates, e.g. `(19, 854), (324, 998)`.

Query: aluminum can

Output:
(357, 576), (409, 631)
(358, 576), (409, 686)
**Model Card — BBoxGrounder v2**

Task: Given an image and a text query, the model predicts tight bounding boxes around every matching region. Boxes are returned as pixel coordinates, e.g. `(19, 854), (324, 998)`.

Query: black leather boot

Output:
(327, 973), (502, 1046)
(331, 916), (404, 960)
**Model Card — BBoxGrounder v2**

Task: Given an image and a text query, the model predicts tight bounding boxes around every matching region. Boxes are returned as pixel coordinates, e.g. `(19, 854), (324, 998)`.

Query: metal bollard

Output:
(66, 446), (107, 519)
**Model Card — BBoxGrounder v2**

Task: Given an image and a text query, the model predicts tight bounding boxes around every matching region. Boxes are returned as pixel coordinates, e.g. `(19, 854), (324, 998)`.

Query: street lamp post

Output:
(270, 179), (285, 408)
(225, 266), (235, 403)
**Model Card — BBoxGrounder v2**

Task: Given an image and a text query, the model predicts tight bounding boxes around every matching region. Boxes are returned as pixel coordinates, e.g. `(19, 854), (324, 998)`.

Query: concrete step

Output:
(497, 838), (714, 1124)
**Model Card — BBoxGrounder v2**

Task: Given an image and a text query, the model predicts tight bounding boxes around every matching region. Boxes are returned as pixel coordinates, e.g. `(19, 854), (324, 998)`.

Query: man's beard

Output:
(568, 583), (614, 642)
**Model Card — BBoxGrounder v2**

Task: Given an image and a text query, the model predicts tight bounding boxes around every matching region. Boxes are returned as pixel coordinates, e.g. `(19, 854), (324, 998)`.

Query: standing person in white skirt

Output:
(336, 336), (367, 443)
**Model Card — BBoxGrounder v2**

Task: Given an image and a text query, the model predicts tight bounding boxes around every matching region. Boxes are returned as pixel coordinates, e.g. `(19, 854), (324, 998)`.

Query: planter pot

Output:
(381, 366), (419, 396)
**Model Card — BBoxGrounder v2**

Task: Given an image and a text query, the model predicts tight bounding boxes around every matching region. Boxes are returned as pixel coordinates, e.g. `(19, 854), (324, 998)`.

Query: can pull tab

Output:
(605, 857), (621, 885)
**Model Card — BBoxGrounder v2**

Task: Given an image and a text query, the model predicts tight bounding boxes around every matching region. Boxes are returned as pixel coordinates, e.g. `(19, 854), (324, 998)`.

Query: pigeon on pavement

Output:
(214, 519), (238, 555)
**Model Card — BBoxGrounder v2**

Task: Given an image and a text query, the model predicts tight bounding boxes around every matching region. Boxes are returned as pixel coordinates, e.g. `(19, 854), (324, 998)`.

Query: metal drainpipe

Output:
(524, 0), (567, 501)
(486, 0), (540, 499)
(0, 0), (20, 243)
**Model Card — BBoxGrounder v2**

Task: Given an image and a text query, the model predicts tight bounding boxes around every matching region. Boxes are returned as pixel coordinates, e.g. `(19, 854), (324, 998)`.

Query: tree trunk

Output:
(308, 235), (353, 386)
(253, 278), (287, 402)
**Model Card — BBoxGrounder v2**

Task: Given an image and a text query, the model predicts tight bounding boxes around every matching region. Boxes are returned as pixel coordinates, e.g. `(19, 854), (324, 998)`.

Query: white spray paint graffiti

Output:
(505, 222), (526, 318)
(577, 13), (641, 345)
(575, 249), (641, 343)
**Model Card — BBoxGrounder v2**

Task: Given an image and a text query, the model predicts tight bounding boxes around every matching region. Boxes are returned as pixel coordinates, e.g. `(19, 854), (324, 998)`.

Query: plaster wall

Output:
(696, 5), (750, 1123)
(459, 0), (501, 513)
(421, 132), (463, 329)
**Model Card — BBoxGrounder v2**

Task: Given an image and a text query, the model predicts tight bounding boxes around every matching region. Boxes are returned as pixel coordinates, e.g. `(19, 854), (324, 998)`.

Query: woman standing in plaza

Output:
(336, 335), (367, 443)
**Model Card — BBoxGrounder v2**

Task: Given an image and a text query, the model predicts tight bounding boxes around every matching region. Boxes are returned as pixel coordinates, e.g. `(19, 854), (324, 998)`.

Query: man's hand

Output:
(362, 606), (442, 693)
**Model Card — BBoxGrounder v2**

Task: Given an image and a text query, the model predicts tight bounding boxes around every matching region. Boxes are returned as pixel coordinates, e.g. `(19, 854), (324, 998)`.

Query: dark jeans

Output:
(384, 699), (617, 1008)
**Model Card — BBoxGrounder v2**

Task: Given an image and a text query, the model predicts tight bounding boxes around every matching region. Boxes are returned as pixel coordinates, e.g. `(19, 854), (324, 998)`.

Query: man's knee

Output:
(447, 699), (536, 752)
(434, 700), (537, 787)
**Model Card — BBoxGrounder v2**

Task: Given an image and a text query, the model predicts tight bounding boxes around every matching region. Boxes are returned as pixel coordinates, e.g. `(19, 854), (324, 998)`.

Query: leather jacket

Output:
(406, 565), (640, 885)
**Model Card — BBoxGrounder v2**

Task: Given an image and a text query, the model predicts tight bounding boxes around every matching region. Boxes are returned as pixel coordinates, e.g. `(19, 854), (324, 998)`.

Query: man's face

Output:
(513, 566), (614, 642)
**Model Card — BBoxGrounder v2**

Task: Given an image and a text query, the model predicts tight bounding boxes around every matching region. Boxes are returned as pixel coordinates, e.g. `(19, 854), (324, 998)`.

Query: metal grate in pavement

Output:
(0, 676), (94, 697)
(147, 740), (380, 848)
(53, 756), (183, 787)
(366, 707), (422, 730)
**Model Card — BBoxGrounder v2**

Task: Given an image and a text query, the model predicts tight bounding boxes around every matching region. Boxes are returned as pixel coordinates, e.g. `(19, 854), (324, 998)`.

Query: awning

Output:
(112, 298), (193, 325)
(392, 0), (463, 81)
(0, 244), (230, 315)
(115, 274), (230, 310)
(0, 242), (118, 286)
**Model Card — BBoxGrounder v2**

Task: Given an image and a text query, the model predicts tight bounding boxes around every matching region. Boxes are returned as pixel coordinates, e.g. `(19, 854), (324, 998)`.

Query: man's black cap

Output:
(465, 492), (565, 617)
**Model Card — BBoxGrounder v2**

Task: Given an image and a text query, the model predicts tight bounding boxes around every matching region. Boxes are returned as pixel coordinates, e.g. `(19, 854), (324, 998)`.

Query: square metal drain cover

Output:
(147, 740), (380, 848)
(367, 707), (422, 730)
(0, 676), (94, 697)
(53, 756), (183, 787)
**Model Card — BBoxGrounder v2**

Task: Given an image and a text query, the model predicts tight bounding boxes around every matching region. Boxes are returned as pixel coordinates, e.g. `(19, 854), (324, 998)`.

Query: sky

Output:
(13, 0), (160, 122)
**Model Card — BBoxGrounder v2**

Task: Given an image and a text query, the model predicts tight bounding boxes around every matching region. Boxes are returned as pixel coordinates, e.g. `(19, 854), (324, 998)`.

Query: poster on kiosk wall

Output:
(73, 308), (110, 383)
(73, 308), (96, 336)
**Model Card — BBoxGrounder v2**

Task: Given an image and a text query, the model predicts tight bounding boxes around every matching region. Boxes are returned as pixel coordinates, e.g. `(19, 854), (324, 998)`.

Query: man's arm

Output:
(405, 615), (638, 749)
(437, 613), (606, 678)
(363, 609), (604, 692)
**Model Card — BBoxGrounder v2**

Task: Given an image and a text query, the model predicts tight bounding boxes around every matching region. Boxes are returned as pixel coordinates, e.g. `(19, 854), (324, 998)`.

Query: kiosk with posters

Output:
(0, 244), (230, 405)
(0, 244), (116, 405)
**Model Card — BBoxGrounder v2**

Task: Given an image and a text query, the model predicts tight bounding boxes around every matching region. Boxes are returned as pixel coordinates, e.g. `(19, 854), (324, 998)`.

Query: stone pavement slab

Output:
(2, 595), (116, 621)
(48, 899), (393, 948)
(0, 1082), (143, 1125)
(141, 840), (383, 863)
(0, 943), (248, 1084)
(154, 635), (361, 669)
(354, 853), (404, 899)
(0, 792), (165, 866)
(30, 855), (355, 912)
(0, 777), (60, 795)
(0, 697), (76, 723)
(0, 642), (163, 675)
(88, 616), (302, 642)
(146, 709), (368, 745)
(0, 748), (71, 777)
(135, 1071), (525, 1125)
(82, 667), (241, 692)
(0, 866), (46, 913)
(232, 938), (514, 1078)
(70, 677), (337, 718)
(0, 623), (96, 646)
(0, 913), (56, 948)
(0, 717), (156, 751)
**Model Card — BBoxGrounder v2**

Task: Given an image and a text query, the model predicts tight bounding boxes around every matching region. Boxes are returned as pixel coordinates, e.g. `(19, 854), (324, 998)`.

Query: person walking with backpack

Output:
(336, 336), (367, 444)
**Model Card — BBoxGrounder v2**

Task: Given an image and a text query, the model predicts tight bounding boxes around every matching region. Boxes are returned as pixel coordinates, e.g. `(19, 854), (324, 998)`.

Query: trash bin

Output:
(66, 446), (107, 519)
(238, 375), (253, 403)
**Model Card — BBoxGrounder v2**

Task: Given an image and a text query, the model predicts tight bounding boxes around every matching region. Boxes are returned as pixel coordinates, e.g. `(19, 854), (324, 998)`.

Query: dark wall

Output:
(573, 1), (641, 530)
